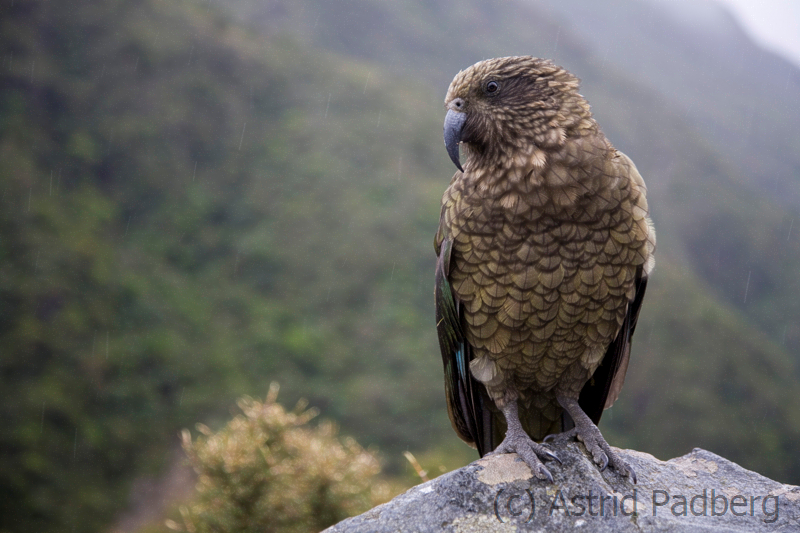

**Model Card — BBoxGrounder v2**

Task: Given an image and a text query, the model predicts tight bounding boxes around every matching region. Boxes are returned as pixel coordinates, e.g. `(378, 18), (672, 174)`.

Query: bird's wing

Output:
(434, 230), (494, 456)
(578, 267), (648, 425)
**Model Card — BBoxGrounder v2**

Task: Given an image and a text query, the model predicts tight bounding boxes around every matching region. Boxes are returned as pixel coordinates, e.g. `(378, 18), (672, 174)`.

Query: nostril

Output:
(452, 98), (464, 110)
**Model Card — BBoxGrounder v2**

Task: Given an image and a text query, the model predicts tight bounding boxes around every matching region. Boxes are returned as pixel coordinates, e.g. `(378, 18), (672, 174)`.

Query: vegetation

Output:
(1, 0), (799, 532)
(172, 384), (387, 533)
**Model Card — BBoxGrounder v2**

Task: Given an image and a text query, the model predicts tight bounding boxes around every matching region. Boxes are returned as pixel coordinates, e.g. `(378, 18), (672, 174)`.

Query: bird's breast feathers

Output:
(439, 148), (654, 393)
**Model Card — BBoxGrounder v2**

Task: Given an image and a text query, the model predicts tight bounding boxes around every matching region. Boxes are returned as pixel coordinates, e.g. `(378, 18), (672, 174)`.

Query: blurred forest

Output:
(1, 0), (800, 531)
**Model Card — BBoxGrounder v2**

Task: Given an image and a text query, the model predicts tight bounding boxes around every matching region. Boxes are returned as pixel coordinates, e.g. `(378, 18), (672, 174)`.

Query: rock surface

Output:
(325, 443), (800, 532)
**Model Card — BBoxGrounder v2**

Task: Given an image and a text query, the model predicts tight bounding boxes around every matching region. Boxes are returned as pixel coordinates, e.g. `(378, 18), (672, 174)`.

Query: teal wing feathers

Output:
(435, 233), (494, 456)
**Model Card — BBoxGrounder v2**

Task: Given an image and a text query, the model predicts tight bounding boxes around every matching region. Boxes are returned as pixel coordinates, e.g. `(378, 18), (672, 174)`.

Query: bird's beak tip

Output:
(446, 145), (464, 172)
(444, 109), (467, 173)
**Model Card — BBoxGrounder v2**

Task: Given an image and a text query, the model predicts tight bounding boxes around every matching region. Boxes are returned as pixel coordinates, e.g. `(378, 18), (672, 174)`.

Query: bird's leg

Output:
(487, 399), (559, 482)
(550, 395), (637, 483)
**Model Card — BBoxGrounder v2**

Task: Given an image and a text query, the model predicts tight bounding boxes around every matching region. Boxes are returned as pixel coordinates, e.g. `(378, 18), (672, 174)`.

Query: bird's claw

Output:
(491, 431), (559, 482)
(599, 453), (609, 472)
(573, 423), (636, 483)
(543, 428), (578, 444)
(538, 464), (554, 483)
(544, 449), (562, 465)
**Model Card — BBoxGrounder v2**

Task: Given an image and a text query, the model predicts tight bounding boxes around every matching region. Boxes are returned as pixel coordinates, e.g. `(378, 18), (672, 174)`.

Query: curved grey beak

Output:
(444, 109), (466, 172)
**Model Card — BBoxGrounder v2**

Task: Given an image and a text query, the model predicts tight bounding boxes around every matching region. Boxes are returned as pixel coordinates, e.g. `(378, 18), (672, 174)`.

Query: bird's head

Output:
(443, 56), (591, 173)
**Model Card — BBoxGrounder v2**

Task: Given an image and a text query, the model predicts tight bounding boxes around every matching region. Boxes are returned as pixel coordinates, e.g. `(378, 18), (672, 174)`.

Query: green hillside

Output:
(2, 0), (799, 532)
(1, 1), (447, 530)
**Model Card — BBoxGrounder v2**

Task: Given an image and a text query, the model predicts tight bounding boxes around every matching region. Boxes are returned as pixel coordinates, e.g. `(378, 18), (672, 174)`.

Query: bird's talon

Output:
(540, 467), (554, 483)
(542, 428), (577, 444)
(544, 449), (562, 464)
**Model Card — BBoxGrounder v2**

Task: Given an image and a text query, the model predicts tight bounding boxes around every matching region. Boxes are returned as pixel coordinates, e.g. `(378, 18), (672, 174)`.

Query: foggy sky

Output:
(713, 0), (800, 68)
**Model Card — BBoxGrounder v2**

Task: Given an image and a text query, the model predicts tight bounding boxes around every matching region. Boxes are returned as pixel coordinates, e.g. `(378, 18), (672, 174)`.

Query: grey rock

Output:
(325, 443), (800, 532)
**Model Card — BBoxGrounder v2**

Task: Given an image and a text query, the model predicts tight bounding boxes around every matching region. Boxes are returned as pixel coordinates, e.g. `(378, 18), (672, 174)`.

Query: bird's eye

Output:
(485, 81), (499, 95)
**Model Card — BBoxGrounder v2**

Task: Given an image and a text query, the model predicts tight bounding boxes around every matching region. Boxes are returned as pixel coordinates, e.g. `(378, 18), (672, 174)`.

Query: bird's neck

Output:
(461, 130), (611, 215)
(462, 138), (560, 190)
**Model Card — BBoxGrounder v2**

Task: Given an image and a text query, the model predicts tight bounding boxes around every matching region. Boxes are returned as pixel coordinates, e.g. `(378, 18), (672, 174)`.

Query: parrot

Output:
(434, 56), (655, 482)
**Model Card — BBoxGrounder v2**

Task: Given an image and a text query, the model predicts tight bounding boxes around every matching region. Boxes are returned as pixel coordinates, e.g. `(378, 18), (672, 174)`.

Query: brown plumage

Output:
(435, 56), (655, 482)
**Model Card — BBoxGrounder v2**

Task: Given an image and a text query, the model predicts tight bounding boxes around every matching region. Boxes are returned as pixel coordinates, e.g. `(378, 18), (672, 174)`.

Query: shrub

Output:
(170, 383), (388, 533)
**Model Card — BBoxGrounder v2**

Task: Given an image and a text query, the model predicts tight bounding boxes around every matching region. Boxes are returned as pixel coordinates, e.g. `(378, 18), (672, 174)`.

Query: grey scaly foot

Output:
(556, 395), (637, 484)
(543, 427), (577, 444)
(487, 401), (560, 482)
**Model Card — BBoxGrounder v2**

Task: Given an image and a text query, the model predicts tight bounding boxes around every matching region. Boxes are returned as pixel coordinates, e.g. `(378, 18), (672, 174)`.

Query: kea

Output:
(434, 56), (655, 482)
